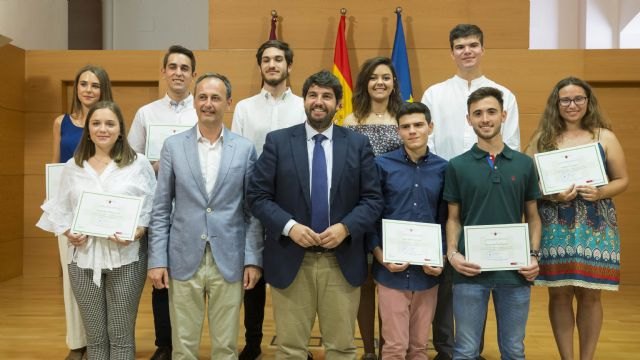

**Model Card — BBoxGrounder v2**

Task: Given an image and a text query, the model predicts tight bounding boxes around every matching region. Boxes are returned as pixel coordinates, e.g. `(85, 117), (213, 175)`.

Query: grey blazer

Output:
(148, 126), (262, 282)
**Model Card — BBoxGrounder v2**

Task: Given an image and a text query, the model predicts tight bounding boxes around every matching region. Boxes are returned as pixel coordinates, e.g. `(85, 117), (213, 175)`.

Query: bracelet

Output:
(530, 249), (541, 258)
(448, 251), (459, 262)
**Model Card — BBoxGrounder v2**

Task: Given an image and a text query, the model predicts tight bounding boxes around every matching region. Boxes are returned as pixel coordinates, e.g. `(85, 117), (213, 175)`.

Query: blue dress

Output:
(535, 143), (620, 290)
(59, 114), (84, 162)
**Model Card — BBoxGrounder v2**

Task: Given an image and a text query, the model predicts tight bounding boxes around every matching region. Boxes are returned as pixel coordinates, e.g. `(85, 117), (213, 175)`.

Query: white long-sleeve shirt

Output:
(421, 75), (520, 160)
(37, 155), (156, 286)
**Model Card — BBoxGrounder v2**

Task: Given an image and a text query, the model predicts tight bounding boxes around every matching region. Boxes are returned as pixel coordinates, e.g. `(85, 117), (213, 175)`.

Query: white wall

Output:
(110, 0), (208, 50)
(0, 0), (67, 50)
(530, 0), (640, 49)
(0, 0), (208, 50)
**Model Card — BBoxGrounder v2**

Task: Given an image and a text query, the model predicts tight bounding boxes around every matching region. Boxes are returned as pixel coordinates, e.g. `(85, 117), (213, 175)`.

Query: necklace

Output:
(91, 156), (111, 166)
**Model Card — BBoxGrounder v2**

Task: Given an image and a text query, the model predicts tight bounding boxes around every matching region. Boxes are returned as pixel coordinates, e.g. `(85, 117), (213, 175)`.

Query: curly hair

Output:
(534, 77), (610, 152)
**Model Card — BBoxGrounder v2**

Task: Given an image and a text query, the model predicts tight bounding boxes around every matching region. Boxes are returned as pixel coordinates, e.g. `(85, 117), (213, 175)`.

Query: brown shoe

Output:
(65, 347), (86, 360)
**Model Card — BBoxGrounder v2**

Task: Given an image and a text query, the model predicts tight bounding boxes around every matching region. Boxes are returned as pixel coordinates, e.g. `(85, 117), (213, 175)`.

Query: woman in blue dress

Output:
(526, 77), (629, 360)
(51, 65), (113, 360)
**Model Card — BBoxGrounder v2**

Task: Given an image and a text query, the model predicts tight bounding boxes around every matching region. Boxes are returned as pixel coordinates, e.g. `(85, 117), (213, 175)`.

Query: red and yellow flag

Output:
(332, 13), (353, 125)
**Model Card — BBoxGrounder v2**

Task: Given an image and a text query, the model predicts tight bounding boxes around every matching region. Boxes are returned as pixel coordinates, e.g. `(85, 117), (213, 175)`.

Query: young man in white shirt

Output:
(231, 39), (305, 360)
(128, 45), (198, 360)
(420, 24), (520, 360)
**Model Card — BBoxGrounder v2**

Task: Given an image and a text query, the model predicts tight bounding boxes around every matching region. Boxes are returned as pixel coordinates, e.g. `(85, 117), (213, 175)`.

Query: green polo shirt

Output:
(443, 144), (541, 285)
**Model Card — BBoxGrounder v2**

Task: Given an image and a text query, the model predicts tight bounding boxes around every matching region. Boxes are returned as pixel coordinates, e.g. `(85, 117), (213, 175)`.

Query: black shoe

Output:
(239, 345), (262, 360)
(433, 353), (452, 360)
(307, 351), (313, 360)
(150, 346), (172, 360)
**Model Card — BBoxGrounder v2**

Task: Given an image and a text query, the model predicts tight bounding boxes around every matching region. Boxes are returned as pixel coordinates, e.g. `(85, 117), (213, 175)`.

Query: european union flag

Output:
(391, 10), (413, 102)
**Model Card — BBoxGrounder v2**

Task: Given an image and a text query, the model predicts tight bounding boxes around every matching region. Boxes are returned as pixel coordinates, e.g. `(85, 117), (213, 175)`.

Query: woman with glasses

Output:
(526, 77), (628, 360)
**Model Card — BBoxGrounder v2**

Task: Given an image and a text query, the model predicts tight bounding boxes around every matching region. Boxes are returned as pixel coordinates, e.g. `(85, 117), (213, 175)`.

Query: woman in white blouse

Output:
(38, 101), (156, 359)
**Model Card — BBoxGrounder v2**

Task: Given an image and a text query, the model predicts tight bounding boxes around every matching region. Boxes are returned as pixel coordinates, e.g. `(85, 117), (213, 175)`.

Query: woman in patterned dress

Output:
(526, 77), (629, 360)
(343, 56), (403, 360)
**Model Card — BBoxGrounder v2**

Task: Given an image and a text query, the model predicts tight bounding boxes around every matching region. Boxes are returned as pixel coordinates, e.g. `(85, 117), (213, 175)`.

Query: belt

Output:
(306, 246), (335, 253)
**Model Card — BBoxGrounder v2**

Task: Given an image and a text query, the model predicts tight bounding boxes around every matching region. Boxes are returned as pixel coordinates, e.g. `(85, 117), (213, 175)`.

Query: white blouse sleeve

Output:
(132, 155), (157, 227)
(36, 161), (77, 235)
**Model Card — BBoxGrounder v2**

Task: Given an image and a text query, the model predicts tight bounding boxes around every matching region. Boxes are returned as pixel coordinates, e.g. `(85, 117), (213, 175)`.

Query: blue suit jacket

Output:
(148, 126), (263, 282)
(247, 123), (383, 289)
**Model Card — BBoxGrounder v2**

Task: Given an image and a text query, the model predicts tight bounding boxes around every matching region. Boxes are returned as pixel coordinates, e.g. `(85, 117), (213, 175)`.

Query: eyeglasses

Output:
(559, 96), (587, 107)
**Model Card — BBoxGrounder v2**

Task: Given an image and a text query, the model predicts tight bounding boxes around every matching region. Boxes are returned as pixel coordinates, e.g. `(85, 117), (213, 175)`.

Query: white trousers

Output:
(58, 234), (87, 349)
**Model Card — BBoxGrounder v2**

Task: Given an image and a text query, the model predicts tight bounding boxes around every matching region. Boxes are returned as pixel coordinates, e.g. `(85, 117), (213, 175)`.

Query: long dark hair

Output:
(74, 101), (137, 168)
(352, 57), (403, 123)
(534, 76), (610, 152)
(69, 65), (113, 116)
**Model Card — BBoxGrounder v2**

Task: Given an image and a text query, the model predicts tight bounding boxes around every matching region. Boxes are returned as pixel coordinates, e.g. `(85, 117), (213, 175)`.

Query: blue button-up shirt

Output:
(370, 147), (448, 291)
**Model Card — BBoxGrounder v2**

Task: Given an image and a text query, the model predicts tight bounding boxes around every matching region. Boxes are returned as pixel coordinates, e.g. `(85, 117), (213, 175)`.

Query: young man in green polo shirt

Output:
(443, 87), (542, 359)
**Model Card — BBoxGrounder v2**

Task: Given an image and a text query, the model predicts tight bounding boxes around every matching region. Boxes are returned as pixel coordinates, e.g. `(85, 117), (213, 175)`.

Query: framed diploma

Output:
(382, 219), (443, 267)
(45, 163), (65, 201)
(145, 124), (192, 160)
(464, 223), (530, 271)
(70, 191), (144, 240)
(534, 143), (608, 195)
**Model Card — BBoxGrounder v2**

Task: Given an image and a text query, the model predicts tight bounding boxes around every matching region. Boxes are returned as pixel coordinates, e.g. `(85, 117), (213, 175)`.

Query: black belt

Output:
(306, 246), (335, 253)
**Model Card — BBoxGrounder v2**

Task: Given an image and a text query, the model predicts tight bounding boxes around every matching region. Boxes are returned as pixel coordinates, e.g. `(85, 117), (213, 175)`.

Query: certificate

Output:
(534, 143), (608, 195)
(464, 224), (530, 271)
(382, 219), (443, 267)
(70, 191), (144, 240)
(145, 124), (192, 160)
(45, 163), (65, 201)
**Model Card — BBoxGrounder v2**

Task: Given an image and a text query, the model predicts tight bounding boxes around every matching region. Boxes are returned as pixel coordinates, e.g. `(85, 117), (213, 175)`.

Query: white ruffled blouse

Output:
(37, 154), (156, 286)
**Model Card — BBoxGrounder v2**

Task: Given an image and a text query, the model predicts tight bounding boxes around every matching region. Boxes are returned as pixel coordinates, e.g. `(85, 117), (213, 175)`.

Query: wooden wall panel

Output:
(18, 48), (640, 285)
(0, 45), (24, 282)
(209, 0), (528, 50)
(584, 50), (640, 82)
(590, 85), (640, 283)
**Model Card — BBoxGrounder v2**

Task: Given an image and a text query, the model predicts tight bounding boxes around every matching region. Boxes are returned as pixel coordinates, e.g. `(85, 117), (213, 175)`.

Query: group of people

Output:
(36, 23), (627, 360)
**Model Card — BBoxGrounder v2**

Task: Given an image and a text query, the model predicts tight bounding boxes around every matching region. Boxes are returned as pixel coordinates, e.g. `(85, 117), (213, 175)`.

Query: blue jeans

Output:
(452, 283), (531, 360)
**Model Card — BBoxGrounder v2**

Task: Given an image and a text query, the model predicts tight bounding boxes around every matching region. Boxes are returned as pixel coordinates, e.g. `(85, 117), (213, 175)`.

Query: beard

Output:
(262, 70), (288, 87)
(305, 106), (336, 131)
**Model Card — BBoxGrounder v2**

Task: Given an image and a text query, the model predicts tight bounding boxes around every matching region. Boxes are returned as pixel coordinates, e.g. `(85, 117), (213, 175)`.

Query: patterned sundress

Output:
(535, 143), (620, 290)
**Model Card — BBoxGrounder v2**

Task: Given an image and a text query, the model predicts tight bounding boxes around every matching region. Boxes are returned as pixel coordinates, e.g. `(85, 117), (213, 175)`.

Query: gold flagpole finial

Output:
(395, 7), (402, 14)
(271, 10), (278, 17)
(340, 8), (347, 15)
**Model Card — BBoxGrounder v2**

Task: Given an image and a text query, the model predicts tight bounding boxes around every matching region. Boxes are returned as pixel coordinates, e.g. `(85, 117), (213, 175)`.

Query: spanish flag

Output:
(332, 13), (353, 125)
(391, 10), (413, 102)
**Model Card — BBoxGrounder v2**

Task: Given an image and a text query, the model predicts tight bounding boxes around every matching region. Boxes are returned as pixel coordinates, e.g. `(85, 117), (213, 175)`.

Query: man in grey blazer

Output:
(148, 72), (263, 360)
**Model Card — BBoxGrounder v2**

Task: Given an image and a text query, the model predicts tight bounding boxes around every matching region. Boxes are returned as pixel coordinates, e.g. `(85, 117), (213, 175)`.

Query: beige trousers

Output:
(168, 244), (243, 360)
(57, 234), (87, 349)
(272, 252), (360, 360)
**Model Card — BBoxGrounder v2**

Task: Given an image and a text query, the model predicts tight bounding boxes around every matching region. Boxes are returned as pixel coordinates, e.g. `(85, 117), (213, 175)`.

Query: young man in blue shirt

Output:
(370, 102), (447, 359)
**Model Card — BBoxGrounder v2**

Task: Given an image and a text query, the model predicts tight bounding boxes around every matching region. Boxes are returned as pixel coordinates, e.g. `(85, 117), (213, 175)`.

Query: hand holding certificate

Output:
(463, 224), (530, 271)
(382, 219), (443, 267)
(71, 191), (144, 240)
(534, 143), (608, 195)
(145, 124), (192, 160)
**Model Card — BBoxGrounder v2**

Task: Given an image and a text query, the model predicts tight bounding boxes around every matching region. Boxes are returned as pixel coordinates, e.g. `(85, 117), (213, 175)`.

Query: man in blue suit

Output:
(148, 72), (263, 360)
(248, 70), (384, 360)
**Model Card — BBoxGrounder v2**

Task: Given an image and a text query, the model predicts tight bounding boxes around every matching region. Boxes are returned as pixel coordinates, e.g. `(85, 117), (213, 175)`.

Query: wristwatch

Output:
(530, 249), (541, 259)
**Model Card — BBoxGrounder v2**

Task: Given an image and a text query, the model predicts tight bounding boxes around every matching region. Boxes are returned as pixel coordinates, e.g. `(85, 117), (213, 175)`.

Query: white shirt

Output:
(231, 88), (306, 156)
(282, 122), (334, 235)
(421, 75), (520, 160)
(128, 93), (198, 154)
(37, 155), (156, 286)
(196, 126), (224, 196)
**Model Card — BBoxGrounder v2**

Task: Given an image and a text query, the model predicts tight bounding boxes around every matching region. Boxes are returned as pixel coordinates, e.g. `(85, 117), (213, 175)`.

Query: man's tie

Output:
(311, 134), (329, 233)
